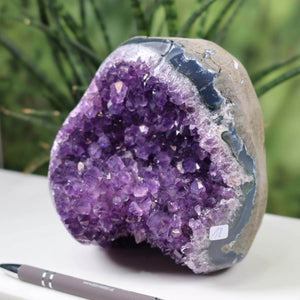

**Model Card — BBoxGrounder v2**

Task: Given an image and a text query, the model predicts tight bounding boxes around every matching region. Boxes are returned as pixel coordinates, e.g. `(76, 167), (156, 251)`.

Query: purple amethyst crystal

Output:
(49, 37), (267, 274)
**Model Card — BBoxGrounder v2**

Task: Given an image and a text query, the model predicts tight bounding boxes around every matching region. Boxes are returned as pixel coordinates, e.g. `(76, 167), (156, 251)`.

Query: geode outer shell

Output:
(49, 37), (267, 274)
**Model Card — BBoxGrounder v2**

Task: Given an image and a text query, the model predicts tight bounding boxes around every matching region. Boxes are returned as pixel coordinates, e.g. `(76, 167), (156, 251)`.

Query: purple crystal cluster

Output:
(49, 41), (251, 273)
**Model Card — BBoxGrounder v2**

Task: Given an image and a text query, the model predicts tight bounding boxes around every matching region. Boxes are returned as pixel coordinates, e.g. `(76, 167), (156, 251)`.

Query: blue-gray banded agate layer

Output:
(49, 36), (267, 274)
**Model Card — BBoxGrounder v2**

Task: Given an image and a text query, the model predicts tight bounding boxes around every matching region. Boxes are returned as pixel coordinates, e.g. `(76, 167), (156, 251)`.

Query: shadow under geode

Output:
(97, 227), (299, 292)
(102, 236), (228, 276)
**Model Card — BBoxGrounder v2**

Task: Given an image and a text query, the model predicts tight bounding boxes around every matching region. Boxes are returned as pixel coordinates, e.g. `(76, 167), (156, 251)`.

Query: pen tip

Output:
(0, 264), (20, 274)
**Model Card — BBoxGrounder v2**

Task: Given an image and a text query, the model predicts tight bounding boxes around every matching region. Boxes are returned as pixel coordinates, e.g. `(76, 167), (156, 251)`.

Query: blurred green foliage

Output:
(0, 0), (299, 217)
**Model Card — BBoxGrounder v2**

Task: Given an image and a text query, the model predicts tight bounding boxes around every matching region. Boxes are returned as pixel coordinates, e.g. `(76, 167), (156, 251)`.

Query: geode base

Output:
(49, 37), (267, 274)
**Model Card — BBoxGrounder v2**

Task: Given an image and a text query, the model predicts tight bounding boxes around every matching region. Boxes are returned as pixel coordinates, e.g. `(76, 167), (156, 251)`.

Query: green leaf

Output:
(8, 14), (101, 66)
(131, 0), (149, 36)
(252, 54), (300, 84)
(0, 106), (61, 132)
(48, 0), (91, 87)
(162, 0), (178, 36)
(0, 31), (68, 110)
(156, 17), (166, 37)
(146, 0), (163, 25)
(204, 0), (237, 40)
(0, 79), (52, 101)
(150, 4), (166, 36)
(79, 0), (87, 36)
(177, 0), (217, 37)
(89, 0), (112, 52)
(72, 85), (88, 93)
(2, 13), (100, 104)
(256, 66), (300, 97)
(22, 108), (67, 119)
(196, 7), (208, 38)
(68, 38), (101, 64)
(59, 3), (94, 51)
(36, 0), (49, 25)
(214, 0), (246, 44)
(24, 152), (50, 174)
(36, 0), (74, 98)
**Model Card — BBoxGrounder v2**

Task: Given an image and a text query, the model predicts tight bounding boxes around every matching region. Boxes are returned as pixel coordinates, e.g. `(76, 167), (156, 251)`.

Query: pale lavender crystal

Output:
(49, 39), (253, 274)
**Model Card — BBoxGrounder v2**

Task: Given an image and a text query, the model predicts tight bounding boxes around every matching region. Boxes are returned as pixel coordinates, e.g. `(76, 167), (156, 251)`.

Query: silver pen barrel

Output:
(18, 265), (159, 300)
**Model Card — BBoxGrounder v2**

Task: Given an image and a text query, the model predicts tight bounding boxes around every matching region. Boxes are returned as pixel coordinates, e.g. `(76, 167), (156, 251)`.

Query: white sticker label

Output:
(209, 224), (229, 241)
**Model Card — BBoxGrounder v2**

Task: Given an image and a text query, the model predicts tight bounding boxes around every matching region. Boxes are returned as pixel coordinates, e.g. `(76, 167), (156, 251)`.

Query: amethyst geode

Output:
(49, 37), (267, 273)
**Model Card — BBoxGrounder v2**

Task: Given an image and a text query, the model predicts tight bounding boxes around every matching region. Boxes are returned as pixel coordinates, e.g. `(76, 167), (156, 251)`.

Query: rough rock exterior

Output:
(49, 37), (267, 273)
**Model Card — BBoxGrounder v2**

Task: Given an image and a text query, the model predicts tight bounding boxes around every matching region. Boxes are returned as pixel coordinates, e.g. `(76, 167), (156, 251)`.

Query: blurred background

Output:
(0, 0), (299, 218)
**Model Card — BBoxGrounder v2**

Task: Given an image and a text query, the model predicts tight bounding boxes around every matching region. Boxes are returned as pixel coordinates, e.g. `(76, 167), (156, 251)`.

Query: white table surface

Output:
(0, 169), (299, 300)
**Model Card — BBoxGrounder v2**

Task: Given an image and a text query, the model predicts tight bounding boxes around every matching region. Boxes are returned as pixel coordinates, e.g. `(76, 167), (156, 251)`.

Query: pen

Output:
(0, 263), (163, 300)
